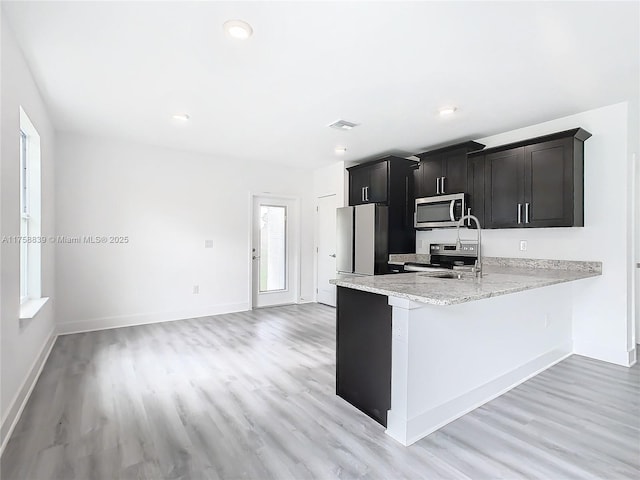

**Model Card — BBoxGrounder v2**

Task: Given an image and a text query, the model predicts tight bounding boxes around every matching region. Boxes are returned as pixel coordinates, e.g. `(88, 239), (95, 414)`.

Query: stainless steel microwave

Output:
(414, 193), (467, 229)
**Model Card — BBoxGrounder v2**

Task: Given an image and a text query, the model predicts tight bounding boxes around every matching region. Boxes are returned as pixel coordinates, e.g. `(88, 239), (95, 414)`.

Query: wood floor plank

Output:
(2, 304), (638, 479)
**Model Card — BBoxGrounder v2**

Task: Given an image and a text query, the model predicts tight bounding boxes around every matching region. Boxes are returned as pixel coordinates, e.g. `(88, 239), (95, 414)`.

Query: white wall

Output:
(629, 98), (640, 347)
(55, 133), (315, 333)
(0, 16), (57, 447)
(417, 102), (634, 366)
(313, 160), (346, 207)
(387, 283), (574, 445)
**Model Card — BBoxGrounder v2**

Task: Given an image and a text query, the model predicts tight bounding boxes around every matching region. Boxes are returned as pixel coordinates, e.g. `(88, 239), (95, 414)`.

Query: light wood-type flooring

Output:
(2, 304), (639, 479)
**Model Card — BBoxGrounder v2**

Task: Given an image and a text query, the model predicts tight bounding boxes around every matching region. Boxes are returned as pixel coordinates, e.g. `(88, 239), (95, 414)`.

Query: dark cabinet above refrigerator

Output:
(349, 161), (388, 205)
(346, 156), (417, 255)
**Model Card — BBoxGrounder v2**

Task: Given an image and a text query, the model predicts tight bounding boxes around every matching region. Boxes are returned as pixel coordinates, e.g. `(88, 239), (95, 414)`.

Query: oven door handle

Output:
(449, 199), (456, 222)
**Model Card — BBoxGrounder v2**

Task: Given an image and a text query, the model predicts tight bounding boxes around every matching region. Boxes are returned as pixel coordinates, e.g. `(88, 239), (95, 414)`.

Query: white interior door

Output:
(317, 195), (337, 306)
(252, 196), (297, 308)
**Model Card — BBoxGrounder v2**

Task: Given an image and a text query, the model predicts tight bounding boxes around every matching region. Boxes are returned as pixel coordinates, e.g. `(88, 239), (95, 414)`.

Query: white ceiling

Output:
(3, 1), (639, 168)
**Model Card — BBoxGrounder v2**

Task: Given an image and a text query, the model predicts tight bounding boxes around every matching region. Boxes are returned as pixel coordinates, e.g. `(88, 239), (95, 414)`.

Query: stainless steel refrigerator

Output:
(336, 204), (388, 275)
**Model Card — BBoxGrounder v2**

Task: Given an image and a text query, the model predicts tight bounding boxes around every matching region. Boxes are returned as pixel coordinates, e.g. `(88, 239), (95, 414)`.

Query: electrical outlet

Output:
(204, 239), (214, 249)
(193, 285), (200, 294)
(519, 240), (527, 251)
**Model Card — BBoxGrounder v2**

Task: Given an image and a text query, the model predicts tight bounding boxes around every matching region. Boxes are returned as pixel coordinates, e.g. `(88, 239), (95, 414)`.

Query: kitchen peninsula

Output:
(330, 258), (601, 446)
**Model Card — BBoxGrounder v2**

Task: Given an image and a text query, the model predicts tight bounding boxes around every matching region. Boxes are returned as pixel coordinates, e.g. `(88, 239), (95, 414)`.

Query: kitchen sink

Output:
(419, 271), (462, 279)
(419, 271), (485, 280)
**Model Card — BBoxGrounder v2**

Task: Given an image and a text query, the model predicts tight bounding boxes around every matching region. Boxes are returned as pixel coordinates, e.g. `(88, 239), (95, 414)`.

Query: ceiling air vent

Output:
(328, 119), (359, 131)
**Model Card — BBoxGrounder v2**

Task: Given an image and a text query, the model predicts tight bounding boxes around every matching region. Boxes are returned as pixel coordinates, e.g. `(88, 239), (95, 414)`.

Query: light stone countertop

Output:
(330, 260), (602, 306)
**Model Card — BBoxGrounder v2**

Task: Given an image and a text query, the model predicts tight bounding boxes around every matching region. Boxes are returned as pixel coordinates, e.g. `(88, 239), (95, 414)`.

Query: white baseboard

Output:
(57, 302), (250, 335)
(0, 329), (57, 456)
(297, 299), (316, 305)
(574, 343), (636, 367)
(388, 344), (572, 446)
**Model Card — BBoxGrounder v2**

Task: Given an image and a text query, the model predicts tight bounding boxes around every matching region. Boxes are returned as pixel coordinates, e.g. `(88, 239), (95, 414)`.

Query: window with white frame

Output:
(19, 107), (42, 306)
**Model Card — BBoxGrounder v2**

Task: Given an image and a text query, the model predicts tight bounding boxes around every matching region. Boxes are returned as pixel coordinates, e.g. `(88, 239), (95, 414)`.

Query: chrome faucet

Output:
(455, 214), (482, 278)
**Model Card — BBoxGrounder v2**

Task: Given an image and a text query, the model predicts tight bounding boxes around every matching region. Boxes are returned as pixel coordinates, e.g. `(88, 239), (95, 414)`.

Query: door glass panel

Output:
(259, 205), (287, 292)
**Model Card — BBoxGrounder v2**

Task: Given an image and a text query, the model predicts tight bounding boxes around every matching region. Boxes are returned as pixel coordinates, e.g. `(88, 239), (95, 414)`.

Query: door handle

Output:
(252, 255), (260, 260)
(436, 177), (440, 195)
(329, 254), (336, 258)
(525, 203), (530, 224)
(517, 203), (522, 224)
(441, 176), (446, 194)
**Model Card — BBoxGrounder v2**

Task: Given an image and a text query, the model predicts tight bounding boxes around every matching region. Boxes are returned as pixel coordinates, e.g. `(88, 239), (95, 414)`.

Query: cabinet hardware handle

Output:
(361, 187), (365, 202)
(364, 186), (369, 202)
(517, 203), (522, 224)
(525, 203), (530, 224)
(436, 177), (440, 195)
(441, 176), (446, 194)
(467, 208), (471, 227)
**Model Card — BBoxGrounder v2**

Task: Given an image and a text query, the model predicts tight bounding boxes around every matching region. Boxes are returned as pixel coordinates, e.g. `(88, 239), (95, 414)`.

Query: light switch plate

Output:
(519, 240), (527, 251)
(204, 239), (214, 248)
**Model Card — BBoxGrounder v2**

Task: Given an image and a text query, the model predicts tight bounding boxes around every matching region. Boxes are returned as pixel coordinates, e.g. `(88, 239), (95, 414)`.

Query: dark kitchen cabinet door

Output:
(466, 156), (485, 228)
(348, 161), (388, 205)
(484, 147), (525, 228)
(524, 138), (574, 227)
(441, 149), (468, 195)
(415, 141), (484, 199)
(418, 156), (443, 197)
(367, 161), (388, 204)
(336, 287), (392, 427)
(349, 167), (369, 206)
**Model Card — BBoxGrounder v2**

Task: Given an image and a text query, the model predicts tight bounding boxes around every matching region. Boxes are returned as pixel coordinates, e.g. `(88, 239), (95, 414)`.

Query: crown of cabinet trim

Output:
(346, 155), (418, 171)
(416, 140), (485, 159)
(468, 128), (592, 157)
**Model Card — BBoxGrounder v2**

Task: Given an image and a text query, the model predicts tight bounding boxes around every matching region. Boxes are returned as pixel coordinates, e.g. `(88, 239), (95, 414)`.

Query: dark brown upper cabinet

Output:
(414, 141), (485, 198)
(347, 156), (417, 253)
(348, 160), (389, 205)
(471, 128), (591, 229)
(466, 155), (487, 229)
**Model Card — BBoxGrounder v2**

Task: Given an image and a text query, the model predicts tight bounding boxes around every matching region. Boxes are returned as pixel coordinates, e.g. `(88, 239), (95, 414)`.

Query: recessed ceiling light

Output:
(335, 146), (347, 155)
(438, 107), (457, 116)
(224, 20), (253, 40)
(172, 113), (190, 122)
(328, 119), (359, 130)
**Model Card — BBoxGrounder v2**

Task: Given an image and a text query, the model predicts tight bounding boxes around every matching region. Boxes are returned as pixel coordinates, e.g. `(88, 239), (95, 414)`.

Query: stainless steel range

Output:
(403, 243), (478, 273)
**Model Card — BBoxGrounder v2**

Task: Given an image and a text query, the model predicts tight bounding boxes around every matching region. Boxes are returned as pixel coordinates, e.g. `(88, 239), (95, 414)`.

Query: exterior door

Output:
(316, 195), (337, 307)
(252, 196), (296, 308)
